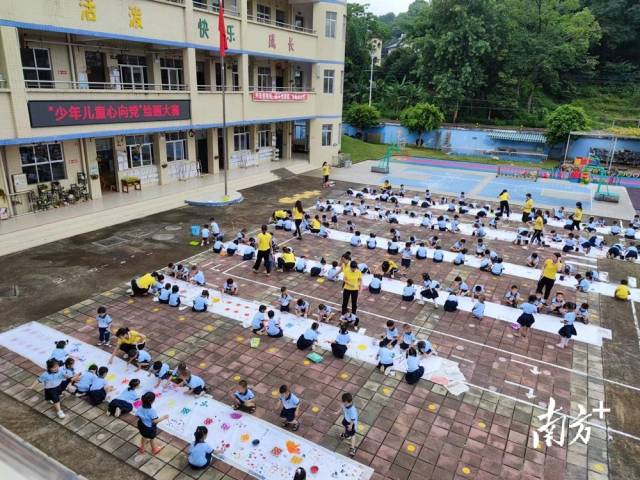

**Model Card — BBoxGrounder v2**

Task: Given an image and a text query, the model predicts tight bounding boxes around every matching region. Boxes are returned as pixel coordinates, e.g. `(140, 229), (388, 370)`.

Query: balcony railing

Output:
(246, 15), (315, 35)
(196, 84), (242, 92)
(193, 0), (240, 17)
(24, 80), (188, 91)
(249, 86), (314, 92)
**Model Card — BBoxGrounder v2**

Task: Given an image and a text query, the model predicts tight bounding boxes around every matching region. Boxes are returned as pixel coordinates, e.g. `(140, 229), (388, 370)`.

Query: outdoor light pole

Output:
(368, 51), (375, 106)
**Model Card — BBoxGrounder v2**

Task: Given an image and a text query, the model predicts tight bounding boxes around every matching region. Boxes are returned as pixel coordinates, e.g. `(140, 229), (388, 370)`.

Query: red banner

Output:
(251, 91), (309, 102)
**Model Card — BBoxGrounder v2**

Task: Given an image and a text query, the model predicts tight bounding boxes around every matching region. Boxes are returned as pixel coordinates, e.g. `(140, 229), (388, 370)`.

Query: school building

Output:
(0, 0), (346, 218)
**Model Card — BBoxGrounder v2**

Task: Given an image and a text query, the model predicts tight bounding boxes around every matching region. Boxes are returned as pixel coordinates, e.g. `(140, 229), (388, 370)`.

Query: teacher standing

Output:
(536, 253), (563, 301)
(253, 225), (273, 276)
(498, 190), (510, 217)
(292, 200), (304, 240)
(341, 260), (363, 315)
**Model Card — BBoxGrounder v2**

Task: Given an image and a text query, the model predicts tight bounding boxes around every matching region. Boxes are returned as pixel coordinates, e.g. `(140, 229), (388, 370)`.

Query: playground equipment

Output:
(496, 166), (539, 181)
(556, 155), (620, 202)
(371, 145), (401, 174)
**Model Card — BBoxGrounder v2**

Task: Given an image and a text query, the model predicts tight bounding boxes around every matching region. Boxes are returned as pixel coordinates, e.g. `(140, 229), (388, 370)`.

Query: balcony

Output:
(246, 14), (315, 35)
(24, 80), (189, 92)
(193, 0), (240, 16)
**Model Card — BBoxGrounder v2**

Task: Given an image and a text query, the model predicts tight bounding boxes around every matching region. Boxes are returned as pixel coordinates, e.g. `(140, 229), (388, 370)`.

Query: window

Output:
(165, 132), (187, 161)
(117, 55), (148, 90)
(258, 124), (271, 148)
(21, 47), (53, 88)
(231, 63), (240, 90)
(160, 58), (183, 91)
(256, 4), (271, 23)
(233, 126), (250, 151)
(342, 14), (347, 41)
(322, 124), (333, 147)
(20, 143), (65, 184)
(257, 67), (272, 91)
(276, 9), (286, 27)
(325, 11), (337, 38)
(294, 70), (304, 90)
(323, 69), (335, 94)
(125, 135), (154, 168)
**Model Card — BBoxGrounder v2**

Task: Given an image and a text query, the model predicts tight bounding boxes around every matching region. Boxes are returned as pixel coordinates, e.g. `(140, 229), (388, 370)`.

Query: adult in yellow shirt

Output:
(322, 161), (331, 188)
(536, 253), (563, 301)
(522, 193), (534, 222)
(615, 280), (630, 301)
(131, 272), (157, 297)
(530, 210), (545, 246)
(292, 200), (305, 240)
(342, 260), (363, 315)
(253, 225), (273, 275)
(278, 247), (296, 272)
(571, 201), (583, 231)
(109, 327), (146, 363)
(498, 189), (510, 217)
(309, 216), (322, 233)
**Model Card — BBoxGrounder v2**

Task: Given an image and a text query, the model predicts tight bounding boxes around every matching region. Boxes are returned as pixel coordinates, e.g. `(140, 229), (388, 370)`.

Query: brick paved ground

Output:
(0, 178), (629, 480)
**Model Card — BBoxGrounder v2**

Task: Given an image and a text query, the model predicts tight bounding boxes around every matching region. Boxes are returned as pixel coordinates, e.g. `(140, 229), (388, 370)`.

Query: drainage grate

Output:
(92, 236), (128, 248)
(0, 285), (19, 297)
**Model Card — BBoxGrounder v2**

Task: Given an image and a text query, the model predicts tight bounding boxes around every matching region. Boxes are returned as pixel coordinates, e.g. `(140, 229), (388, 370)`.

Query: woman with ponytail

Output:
(188, 426), (220, 469)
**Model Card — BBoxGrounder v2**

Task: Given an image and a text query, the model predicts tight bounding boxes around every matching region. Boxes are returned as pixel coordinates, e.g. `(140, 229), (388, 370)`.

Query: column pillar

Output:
(155, 133), (169, 184)
(0, 27), (30, 137)
(83, 138), (102, 200)
(207, 127), (219, 173)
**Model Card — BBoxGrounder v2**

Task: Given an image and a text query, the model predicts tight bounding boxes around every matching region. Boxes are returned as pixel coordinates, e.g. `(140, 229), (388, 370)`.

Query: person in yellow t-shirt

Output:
(253, 225), (273, 275)
(322, 161), (331, 188)
(530, 210), (545, 246)
(522, 193), (534, 222)
(131, 272), (157, 297)
(615, 279), (630, 301)
(292, 200), (304, 240)
(309, 215), (322, 233)
(342, 260), (363, 315)
(571, 202), (583, 231)
(498, 189), (510, 217)
(278, 246), (296, 272)
(109, 327), (146, 363)
(536, 253), (562, 301)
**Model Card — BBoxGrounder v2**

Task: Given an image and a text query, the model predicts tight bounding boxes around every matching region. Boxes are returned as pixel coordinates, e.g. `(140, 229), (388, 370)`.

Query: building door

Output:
(196, 61), (206, 90)
(95, 138), (116, 192)
(293, 121), (309, 153)
(197, 138), (208, 174)
(85, 51), (106, 88)
(217, 129), (225, 170)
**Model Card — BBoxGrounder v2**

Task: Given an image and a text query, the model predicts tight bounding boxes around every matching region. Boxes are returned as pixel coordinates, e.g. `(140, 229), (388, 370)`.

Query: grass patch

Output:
(340, 135), (560, 169)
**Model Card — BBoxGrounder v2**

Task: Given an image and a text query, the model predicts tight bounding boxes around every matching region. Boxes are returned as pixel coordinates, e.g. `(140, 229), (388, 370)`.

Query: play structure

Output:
(371, 145), (402, 174)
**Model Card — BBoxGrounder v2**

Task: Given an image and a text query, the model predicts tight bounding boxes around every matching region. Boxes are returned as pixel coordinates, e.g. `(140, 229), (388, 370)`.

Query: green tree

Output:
(585, 0), (640, 65)
(400, 102), (444, 145)
(545, 105), (590, 155)
(344, 103), (381, 136)
(409, 0), (506, 122)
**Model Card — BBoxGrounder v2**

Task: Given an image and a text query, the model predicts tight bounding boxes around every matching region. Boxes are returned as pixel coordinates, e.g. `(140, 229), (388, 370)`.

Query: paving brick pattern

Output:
(0, 189), (617, 480)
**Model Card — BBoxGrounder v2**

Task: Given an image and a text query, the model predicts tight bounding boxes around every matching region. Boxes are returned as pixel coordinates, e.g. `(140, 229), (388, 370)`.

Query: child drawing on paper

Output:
(187, 426), (223, 470)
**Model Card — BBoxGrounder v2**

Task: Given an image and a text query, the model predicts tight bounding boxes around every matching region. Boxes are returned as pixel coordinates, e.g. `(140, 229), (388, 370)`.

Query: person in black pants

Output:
(253, 225), (273, 275)
(341, 261), (362, 315)
(292, 200), (304, 240)
(536, 253), (562, 301)
(498, 189), (510, 217)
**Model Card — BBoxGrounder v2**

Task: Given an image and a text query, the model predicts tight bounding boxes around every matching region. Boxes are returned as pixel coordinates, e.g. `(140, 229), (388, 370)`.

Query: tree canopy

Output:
(545, 105), (590, 147)
(344, 104), (381, 133)
(400, 103), (445, 142)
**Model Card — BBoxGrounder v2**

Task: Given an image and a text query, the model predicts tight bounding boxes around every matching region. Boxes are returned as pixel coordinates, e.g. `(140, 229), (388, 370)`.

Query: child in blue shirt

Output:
(516, 295), (538, 338)
(433, 246), (444, 263)
(420, 214), (431, 227)
(266, 310), (283, 338)
(137, 391), (169, 454)
(557, 302), (578, 348)
(212, 238), (224, 254)
(405, 347), (424, 386)
(87, 366), (114, 406)
(50, 340), (69, 364)
(402, 279), (416, 302)
(294, 256), (307, 273)
(576, 302), (590, 324)
(399, 324), (416, 350)
(472, 295), (485, 320)
(158, 283), (172, 304)
(491, 258), (505, 276)
(453, 250), (467, 265)
(574, 274), (590, 293)
(108, 378), (140, 417)
(192, 290), (210, 312)
(401, 243), (413, 268)
(369, 273), (382, 294)
(151, 360), (172, 388)
(168, 285), (181, 307)
(180, 369), (207, 396)
(350, 231), (362, 247)
(340, 392), (359, 457)
(231, 379), (256, 413)
(416, 242), (428, 259)
(252, 305), (267, 334)
(297, 322), (319, 350)
(377, 341), (395, 373)
(331, 324), (351, 358)
(96, 306), (113, 347)
(278, 287), (293, 312)
(188, 426), (221, 470)
(380, 320), (399, 347)
(128, 348), (152, 371)
(340, 309), (360, 329)
(295, 299), (310, 318)
(417, 340), (434, 357)
(32, 359), (74, 419)
(190, 266), (205, 286)
(223, 278), (238, 295)
(277, 384), (300, 430)
(326, 261), (340, 281)
(503, 285), (520, 308)
(314, 303), (335, 323)
(366, 233), (377, 249)
(74, 364), (97, 397)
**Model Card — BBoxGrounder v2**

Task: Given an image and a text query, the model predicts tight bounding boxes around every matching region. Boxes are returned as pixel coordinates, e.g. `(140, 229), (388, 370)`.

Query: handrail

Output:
(24, 80), (188, 91)
(248, 86), (314, 92)
(193, 1), (241, 16)
(197, 84), (242, 92)
(246, 14), (315, 35)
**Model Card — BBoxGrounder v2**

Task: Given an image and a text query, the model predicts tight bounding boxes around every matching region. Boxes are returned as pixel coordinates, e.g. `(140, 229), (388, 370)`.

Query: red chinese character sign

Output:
(27, 100), (191, 128)
(251, 91), (309, 102)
